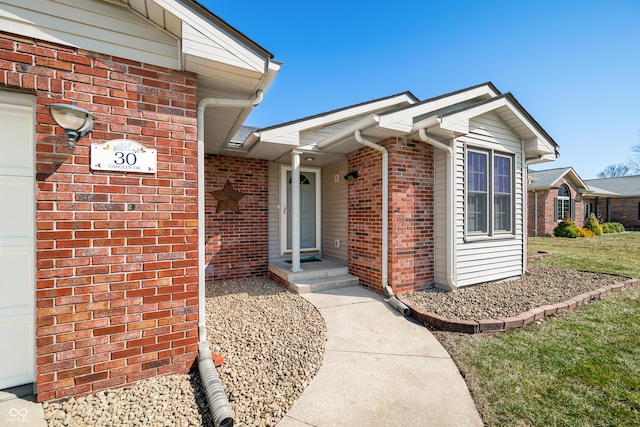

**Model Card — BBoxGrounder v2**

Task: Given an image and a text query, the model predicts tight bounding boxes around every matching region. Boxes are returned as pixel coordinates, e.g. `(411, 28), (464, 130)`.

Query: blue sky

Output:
(206, 0), (640, 179)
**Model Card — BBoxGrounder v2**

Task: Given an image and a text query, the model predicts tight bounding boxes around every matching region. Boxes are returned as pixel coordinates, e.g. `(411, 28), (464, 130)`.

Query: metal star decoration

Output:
(211, 180), (247, 213)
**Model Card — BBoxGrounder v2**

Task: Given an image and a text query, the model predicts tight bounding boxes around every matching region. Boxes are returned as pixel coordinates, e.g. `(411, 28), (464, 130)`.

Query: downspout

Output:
(418, 128), (458, 290)
(525, 154), (544, 275)
(533, 190), (538, 237)
(197, 92), (263, 427)
(354, 130), (410, 316)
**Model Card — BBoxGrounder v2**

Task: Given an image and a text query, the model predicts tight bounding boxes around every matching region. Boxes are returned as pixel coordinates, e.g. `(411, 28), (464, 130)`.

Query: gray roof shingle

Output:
(583, 175), (640, 197)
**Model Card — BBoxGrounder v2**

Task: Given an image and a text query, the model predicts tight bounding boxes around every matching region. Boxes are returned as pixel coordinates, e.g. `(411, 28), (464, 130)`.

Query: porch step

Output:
(289, 274), (359, 294)
(268, 258), (359, 294)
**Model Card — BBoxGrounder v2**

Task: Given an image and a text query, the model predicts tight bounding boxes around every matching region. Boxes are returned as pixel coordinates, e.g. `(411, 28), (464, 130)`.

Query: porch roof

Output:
(234, 82), (558, 167)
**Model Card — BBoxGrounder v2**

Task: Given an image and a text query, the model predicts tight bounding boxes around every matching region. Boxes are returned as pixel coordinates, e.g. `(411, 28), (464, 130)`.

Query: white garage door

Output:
(0, 91), (35, 391)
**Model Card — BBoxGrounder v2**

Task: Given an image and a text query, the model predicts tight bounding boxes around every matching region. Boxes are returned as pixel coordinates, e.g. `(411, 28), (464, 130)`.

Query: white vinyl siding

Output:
(268, 163), (280, 260)
(455, 112), (524, 287)
(321, 160), (348, 263)
(182, 22), (264, 73)
(0, 0), (180, 69)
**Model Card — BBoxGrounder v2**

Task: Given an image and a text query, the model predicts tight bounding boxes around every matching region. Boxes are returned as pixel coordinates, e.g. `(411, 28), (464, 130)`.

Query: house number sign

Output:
(91, 139), (157, 173)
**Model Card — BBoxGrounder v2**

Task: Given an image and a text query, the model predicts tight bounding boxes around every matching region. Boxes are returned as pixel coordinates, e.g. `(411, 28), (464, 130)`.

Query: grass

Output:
(529, 232), (640, 279)
(439, 232), (640, 427)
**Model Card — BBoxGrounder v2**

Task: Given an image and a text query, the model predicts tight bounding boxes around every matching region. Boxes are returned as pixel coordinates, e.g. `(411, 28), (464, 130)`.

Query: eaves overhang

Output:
(435, 93), (559, 158)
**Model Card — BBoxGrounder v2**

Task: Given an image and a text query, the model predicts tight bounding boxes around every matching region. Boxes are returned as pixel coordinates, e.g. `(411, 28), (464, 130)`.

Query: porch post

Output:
(291, 150), (303, 272)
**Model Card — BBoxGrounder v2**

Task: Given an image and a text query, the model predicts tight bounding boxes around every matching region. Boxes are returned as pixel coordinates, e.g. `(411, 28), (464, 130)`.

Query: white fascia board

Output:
(254, 58), (283, 94)
(563, 168), (588, 189)
(440, 97), (555, 154)
(523, 137), (556, 157)
(377, 84), (500, 129)
(151, 0), (268, 73)
(258, 94), (414, 142)
(316, 115), (379, 149)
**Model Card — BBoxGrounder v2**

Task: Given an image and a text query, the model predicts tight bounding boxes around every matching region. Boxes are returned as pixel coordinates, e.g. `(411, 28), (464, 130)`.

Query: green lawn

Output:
(439, 232), (640, 427)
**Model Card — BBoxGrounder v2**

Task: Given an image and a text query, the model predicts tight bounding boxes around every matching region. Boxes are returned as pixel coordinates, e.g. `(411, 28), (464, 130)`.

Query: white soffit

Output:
(258, 93), (416, 144)
(438, 95), (556, 155)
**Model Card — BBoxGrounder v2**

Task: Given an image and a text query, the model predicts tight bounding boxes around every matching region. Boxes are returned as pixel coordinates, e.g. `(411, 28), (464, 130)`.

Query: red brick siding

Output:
(589, 196), (640, 228)
(1, 32), (199, 401)
(348, 143), (384, 291)
(348, 138), (435, 294)
(387, 138), (435, 292)
(204, 155), (268, 281)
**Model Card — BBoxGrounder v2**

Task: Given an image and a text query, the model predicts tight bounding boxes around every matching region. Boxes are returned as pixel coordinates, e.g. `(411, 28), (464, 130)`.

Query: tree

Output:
(597, 163), (630, 178)
(628, 138), (640, 174)
(598, 131), (640, 177)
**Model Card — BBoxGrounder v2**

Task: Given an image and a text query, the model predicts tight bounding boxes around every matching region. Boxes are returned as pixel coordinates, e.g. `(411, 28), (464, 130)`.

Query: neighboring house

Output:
(527, 167), (590, 236)
(527, 168), (640, 236)
(0, 0), (280, 401)
(583, 175), (640, 229)
(206, 82), (558, 297)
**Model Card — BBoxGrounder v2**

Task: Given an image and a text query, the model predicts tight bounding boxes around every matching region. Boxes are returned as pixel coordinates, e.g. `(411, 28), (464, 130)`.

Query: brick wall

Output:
(348, 137), (435, 294)
(348, 142), (384, 291)
(1, 31), (200, 401)
(590, 196), (640, 228)
(204, 155), (268, 281)
(387, 138), (435, 292)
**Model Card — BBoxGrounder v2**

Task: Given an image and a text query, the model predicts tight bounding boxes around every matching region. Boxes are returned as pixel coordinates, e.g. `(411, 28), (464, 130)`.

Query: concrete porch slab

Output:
(269, 258), (359, 294)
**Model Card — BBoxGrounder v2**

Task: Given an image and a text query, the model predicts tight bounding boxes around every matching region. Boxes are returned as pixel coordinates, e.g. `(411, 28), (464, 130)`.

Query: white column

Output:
(291, 150), (303, 272)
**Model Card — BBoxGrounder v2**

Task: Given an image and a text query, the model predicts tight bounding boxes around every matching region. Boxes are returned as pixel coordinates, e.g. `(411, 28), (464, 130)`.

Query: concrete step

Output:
(289, 274), (359, 294)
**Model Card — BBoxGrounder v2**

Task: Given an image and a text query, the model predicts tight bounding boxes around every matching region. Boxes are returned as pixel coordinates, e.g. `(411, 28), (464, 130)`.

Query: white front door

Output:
(0, 91), (36, 390)
(281, 167), (321, 253)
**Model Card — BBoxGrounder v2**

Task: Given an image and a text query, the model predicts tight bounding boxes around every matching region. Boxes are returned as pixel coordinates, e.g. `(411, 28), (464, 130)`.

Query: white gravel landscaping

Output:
(404, 263), (628, 321)
(44, 277), (326, 427)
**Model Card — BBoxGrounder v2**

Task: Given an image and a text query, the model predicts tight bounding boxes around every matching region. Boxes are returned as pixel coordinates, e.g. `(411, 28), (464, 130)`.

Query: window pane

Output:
(557, 198), (570, 220)
(468, 193), (488, 233)
(468, 152), (487, 192)
(494, 156), (511, 194)
(493, 155), (511, 232)
(494, 194), (511, 231)
(467, 151), (488, 233)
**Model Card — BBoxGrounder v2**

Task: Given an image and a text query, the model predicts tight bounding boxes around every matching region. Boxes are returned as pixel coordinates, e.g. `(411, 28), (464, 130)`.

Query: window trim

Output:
(464, 146), (515, 240)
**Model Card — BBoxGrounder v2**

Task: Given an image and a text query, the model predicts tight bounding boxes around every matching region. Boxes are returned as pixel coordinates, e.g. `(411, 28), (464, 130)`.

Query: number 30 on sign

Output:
(91, 139), (157, 173)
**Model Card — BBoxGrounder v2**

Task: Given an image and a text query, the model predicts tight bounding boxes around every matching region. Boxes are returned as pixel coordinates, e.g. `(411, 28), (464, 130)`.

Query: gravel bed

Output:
(404, 264), (627, 321)
(44, 373), (212, 426)
(44, 277), (326, 427)
(205, 277), (326, 427)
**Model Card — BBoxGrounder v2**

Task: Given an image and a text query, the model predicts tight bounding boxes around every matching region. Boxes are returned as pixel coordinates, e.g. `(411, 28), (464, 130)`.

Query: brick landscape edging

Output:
(397, 277), (639, 334)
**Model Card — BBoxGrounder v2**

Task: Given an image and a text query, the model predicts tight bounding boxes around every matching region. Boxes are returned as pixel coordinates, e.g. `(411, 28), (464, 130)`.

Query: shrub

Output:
(602, 222), (625, 233)
(584, 213), (603, 236)
(554, 218), (580, 238)
(578, 227), (596, 237)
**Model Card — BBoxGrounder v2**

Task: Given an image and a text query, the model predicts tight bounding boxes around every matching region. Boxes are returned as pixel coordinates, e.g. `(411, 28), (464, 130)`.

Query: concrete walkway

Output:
(0, 391), (46, 427)
(277, 286), (484, 427)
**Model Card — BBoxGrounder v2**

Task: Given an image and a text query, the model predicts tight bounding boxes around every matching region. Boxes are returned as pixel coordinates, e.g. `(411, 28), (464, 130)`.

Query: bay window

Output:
(466, 148), (514, 236)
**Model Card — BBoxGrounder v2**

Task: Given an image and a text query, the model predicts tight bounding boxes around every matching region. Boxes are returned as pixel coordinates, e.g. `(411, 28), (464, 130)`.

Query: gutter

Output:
(353, 130), (410, 316)
(417, 128), (458, 290)
(197, 92), (263, 427)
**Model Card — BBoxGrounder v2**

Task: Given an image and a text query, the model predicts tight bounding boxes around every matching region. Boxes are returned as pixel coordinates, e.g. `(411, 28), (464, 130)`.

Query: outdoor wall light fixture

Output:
(46, 102), (96, 148)
(344, 171), (358, 181)
(305, 156), (315, 161)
